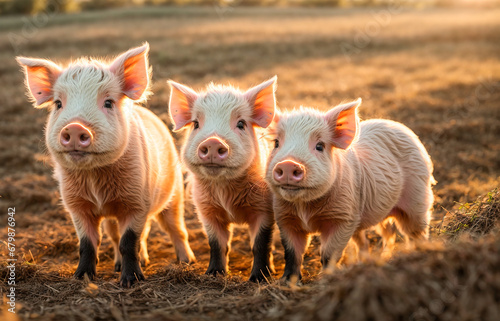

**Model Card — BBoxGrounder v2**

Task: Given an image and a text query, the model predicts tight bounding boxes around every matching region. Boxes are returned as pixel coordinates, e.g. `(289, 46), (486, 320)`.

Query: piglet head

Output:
(17, 43), (151, 170)
(169, 76), (277, 180)
(266, 99), (361, 202)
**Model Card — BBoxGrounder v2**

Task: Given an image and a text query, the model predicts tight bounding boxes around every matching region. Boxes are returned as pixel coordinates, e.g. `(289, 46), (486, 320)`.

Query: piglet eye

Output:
(316, 142), (325, 152)
(274, 139), (279, 149)
(54, 100), (62, 110)
(236, 120), (246, 130)
(104, 99), (113, 109)
(193, 120), (199, 129)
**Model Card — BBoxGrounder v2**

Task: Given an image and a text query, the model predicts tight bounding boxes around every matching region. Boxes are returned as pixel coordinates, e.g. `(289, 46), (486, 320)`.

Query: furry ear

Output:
(244, 76), (277, 128)
(168, 81), (198, 131)
(16, 57), (62, 107)
(109, 43), (150, 101)
(325, 98), (361, 149)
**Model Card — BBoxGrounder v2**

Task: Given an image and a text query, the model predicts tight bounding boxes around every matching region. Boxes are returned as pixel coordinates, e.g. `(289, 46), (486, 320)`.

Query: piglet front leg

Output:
(118, 217), (146, 288)
(73, 212), (101, 280)
(202, 208), (231, 277)
(74, 237), (99, 280)
(319, 219), (358, 270)
(206, 235), (229, 276)
(276, 214), (309, 282)
(248, 215), (275, 282)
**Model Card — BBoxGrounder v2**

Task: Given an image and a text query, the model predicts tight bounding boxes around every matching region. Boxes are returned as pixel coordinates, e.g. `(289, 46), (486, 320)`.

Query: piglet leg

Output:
(201, 208), (231, 277)
(277, 218), (309, 281)
(73, 213), (101, 280)
(248, 214), (275, 282)
(118, 217), (147, 288)
(320, 220), (358, 270)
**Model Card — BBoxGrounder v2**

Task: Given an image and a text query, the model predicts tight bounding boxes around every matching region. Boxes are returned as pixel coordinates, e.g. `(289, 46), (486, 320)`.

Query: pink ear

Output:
(325, 98), (361, 149)
(110, 43), (150, 101)
(244, 76), (277, 128)
(16, 57), (61, 107)
(168, 80), (198, 131)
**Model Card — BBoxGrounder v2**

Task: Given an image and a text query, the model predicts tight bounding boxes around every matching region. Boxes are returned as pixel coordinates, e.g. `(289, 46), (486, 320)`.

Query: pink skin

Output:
(266, 100), (434, 281)
(59, 122), (93, 148)
(17, 43), (195, 288)
(197, 137), (229, 165)
(273, 160), (305, 186)
(168, 77), (278, 282)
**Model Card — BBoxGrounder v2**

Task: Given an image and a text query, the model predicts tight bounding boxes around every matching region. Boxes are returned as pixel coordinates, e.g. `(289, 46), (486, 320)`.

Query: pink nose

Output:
(198, 137), (229, 164)
(60, 123), (92, 150)
(273, 160), (305, 184)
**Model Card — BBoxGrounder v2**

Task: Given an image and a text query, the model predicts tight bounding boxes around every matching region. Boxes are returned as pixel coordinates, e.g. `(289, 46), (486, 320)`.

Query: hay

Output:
(441, 188), (500, 239)
(1, 189), (499, 320)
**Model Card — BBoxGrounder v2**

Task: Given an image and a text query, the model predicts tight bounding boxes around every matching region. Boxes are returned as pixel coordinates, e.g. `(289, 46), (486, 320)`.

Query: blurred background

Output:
(0, 0), (500, 15)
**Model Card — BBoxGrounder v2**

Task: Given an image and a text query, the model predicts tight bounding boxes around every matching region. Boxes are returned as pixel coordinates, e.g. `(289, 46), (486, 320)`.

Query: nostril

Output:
(218, 147), (227, 155)
(200, 146), (208, 155)
(80, 134), (89, 142)
(61, 133), (71, 143)
(293, 168), (304, 181)
(276, 168), (283, 177)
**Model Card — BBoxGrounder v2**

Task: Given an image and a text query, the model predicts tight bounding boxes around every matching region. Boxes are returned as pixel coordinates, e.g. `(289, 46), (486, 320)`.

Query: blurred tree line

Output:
(0, 0), (78, 15)
(0, 0), (498, 15)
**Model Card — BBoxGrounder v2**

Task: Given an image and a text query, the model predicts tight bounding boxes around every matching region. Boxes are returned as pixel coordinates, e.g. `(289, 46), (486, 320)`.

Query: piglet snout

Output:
(198, 137), (229, 164)
(273, 160), (305, 184)
(60, 122), (92, 150)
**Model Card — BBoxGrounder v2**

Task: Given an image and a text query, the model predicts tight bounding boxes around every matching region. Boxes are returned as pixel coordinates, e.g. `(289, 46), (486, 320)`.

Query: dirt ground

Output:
(0, 6), (499, 321)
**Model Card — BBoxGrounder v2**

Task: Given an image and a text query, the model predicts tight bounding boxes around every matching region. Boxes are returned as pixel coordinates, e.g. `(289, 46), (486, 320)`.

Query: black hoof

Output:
(74, 268), (96, 280)
(114, 262), (122, 272)
(249, 267), (271, 283)
(281, 272), (302, 284)
(119, 270), (145, 288)
(249, 273), (267, 283)
(205, 267), (226, 277)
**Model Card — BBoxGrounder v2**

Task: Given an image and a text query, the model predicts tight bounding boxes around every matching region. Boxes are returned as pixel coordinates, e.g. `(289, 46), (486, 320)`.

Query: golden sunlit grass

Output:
(0, 6), (499, 320)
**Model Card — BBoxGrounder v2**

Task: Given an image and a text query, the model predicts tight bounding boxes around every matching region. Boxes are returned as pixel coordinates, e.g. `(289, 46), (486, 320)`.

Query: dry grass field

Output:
(0, 5), (499, 321)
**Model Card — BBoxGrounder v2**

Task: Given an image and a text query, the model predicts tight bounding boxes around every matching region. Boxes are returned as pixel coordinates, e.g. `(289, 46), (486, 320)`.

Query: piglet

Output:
(266, 99), (434, 280)
(168, 77), (277, 282)
(17, 43), (195, 287)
